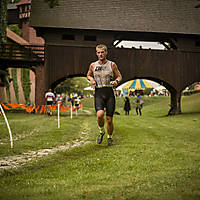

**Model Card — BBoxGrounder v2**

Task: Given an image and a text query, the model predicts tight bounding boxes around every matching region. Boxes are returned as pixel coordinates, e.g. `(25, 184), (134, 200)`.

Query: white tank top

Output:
(93, 60), (114, 87)
(45, 92), (55, 102)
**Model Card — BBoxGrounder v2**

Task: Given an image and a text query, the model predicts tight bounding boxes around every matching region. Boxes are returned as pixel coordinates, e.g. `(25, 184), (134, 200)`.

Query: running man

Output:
(87, 44), (122, 146)
(45, 89), (55, 116)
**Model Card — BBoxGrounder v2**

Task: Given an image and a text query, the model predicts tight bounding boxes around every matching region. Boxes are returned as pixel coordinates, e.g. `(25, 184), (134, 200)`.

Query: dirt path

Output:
(0, 120), (91, 170)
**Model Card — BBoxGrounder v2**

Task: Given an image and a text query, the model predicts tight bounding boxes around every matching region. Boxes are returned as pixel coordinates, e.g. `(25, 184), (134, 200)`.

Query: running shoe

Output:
(107, 138), (113, 146)
(97, 132), (105, 144)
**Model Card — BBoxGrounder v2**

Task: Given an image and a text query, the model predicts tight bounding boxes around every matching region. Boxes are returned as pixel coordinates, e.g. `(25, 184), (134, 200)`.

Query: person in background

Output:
(45, 89), (55, 116)
(74, 97), (80, 109)
(56, 94), (63, 105)
(69, 93), (75, 107)
(124, 96), (131, 115)
(87, 44), (122, 146)
(135, 93), (144, 116)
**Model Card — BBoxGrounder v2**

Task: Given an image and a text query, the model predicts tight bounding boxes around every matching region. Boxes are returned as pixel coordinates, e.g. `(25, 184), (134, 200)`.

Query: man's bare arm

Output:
(111, 62), (122, 86)
(87, 63), (96, 87)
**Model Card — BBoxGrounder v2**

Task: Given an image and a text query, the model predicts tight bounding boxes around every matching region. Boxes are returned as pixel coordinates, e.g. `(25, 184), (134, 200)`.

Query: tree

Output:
(55, 77), (90, 95)
(0, 0), (8, 86)
(0, 0), (8, 44)
(195, 0), (200, 8)
(45, 0), (60, 8)
(0, 0), (59, 86)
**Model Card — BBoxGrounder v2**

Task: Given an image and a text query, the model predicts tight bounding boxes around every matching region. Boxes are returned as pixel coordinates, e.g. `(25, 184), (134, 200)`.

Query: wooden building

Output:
(0, 0), (44, 104)
(29, 0), (200, 114)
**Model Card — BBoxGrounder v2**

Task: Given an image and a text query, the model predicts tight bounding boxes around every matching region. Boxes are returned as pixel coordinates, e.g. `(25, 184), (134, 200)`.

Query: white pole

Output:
(0, 104), (13, 148)
(71, 103), (73, 119)
(58, 102), (60, 128)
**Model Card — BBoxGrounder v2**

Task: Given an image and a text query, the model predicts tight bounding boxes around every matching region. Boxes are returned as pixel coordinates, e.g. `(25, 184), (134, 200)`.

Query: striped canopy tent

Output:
(122, 79), (153, 93)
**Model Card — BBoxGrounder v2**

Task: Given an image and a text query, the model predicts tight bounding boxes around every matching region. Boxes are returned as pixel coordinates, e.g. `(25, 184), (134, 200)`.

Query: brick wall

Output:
(22, 20), (44, 45)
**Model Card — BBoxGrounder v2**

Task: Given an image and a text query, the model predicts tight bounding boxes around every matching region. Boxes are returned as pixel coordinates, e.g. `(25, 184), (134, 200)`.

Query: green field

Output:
(0, 94), (200, 200)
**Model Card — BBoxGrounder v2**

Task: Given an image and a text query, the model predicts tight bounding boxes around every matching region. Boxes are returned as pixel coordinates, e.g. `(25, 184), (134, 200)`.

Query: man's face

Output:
(96, 48), (107, 61)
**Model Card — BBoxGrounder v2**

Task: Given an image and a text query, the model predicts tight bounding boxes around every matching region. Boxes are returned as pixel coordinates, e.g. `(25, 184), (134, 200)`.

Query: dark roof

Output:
(30, 0), (200, 35)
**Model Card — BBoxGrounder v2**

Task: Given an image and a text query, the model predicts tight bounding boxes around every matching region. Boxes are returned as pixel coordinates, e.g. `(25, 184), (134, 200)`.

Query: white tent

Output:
(117, 80), (160, 92)
(116, 82), (128, 91)
(154, 85), (166, 91)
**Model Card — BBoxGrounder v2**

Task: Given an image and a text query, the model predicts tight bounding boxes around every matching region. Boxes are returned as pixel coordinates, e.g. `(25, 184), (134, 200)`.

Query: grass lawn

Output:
(0, 94), (200, 200)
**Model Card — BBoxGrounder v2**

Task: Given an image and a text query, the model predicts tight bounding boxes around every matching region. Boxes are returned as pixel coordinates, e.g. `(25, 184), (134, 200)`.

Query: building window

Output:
(195, 40), (200, 47)
(84, 35), (96, 41)
(62, 34), (75, 40)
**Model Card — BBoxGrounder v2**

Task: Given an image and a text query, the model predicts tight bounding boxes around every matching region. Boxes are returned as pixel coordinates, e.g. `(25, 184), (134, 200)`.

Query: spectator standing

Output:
(56, 94), (63, 105)
(135, 94), (144, 116)
(124, 96), (131, 115)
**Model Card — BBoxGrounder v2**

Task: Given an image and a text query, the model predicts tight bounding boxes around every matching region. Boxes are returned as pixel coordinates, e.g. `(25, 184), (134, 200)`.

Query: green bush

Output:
(6, 85), (10, 103)
(183, 89), (200, 96)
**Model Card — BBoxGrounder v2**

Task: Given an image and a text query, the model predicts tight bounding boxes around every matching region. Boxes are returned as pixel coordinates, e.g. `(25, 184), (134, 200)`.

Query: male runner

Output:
(45, 89), (55, 116)
(87, 44), (122, 146)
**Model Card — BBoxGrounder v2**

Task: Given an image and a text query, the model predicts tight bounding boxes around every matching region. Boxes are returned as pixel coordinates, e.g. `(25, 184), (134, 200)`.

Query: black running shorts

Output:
(94, 87), (115, 117)
(47, 101), (53, 105)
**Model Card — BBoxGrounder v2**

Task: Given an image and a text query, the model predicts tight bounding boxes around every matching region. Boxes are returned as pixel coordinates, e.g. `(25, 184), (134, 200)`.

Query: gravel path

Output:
(0, 120), (91, 170)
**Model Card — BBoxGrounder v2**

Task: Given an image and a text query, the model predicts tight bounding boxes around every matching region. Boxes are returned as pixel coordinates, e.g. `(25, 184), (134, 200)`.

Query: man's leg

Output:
(97, 110), (105, 127)
(48, 104), (53, 116)
(47, 105), (50, 115)
(105, 91), (115, 146)
(139, 108), (142, 116)
(50, 105), (53, 116)
(106, 116), (113, 136)
(96, 110), (105, 144)
(136, 107), (138, 115)
(106, 116), (114, 146)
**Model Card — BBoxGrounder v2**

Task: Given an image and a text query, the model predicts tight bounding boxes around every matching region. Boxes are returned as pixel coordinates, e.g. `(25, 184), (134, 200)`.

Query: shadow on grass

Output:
(154, 110), (200, 119)
(179, 111), (200, 115)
